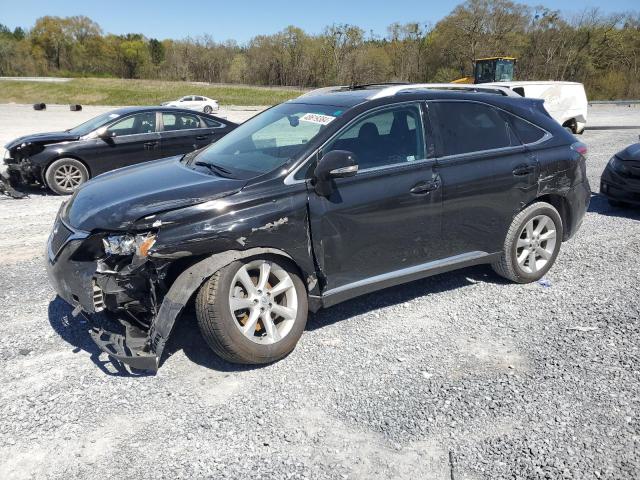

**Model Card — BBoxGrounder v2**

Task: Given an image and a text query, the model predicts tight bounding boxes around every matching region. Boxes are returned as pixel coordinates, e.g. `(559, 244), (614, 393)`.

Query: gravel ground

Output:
(0, 104), (639, 480)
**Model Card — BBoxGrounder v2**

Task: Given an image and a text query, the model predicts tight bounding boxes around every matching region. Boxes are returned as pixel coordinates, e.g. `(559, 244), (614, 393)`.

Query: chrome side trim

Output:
(330, 165), (358, 176)
(323, 251), (489, 298)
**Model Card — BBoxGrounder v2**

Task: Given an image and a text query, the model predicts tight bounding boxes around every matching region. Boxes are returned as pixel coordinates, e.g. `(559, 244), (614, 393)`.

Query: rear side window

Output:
(202, 116), (224, 128)
(162, 112), (202, 131)
(432, 102), (516, 156)
(507, 114), (547, 144)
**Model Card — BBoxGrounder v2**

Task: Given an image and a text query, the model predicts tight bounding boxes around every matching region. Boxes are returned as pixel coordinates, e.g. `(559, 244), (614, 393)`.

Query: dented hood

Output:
(63, 156), (246, 231)
(616, 143), (640, 162)
(5, 131), (80, 150)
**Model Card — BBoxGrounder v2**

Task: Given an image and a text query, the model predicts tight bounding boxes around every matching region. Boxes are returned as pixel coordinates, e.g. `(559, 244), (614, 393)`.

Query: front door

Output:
(428, 100), (539, 256)
(307, 102), (442, 292)
(76, 111), (160, 175)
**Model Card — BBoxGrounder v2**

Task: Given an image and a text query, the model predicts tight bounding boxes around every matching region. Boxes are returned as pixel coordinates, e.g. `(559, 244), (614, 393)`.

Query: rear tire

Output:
(195, 256), (308, 364)
(45, 158), (89, 195)
(492, 202), (563, 283)
(203, 105), (213, 114)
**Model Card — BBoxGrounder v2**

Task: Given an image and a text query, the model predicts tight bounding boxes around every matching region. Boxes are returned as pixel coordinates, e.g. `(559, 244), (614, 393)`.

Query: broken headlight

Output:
(103, 233), (156, 257)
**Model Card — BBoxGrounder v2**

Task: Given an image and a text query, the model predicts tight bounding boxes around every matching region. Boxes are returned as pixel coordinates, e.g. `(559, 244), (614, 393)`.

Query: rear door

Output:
(193, 96), (206, 111)
(307, 102), (442, 292)
(159, 111), (209, 157)
(429, 100), (539, 256)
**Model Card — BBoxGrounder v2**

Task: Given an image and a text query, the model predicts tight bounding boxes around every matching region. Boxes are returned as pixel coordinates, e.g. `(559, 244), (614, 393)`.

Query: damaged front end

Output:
(46, 215), (174, 372)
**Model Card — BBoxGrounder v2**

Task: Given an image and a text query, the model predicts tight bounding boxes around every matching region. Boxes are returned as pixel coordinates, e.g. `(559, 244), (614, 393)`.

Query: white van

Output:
(484, 81), (588, 134)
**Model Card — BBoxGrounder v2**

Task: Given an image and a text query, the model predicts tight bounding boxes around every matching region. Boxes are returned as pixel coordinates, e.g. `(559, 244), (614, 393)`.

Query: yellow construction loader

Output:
(452, 57), (516, 84)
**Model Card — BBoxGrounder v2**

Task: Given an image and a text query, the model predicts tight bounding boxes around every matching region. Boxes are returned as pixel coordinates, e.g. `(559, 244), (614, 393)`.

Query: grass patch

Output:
(0, 78), (305, 106)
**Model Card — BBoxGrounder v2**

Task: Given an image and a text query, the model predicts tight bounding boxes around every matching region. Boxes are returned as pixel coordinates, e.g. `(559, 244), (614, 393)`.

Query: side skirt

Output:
(319, 251), (499, 309)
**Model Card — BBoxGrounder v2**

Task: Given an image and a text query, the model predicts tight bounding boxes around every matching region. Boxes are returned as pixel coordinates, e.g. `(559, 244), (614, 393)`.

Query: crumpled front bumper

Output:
(45, 219), (161, 372)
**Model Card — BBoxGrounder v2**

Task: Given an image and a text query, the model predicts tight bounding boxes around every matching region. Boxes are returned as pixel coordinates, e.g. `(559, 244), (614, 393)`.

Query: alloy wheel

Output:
(53, 164), (83, 191)
(228, 260), (298, 344)
(515, 214), (557, 274)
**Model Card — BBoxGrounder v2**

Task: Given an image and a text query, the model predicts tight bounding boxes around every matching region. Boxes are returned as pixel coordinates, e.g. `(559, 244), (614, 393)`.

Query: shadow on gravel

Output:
(48, 265), (504, 374)
(308, 264), (505, 331)
(162, 309), (264, 372)
(47, 296), (153, 377)
(588, 193), (640, 220)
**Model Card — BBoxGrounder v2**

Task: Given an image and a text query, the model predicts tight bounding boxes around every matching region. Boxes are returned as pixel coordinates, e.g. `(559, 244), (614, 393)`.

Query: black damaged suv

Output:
(46, 85), (590, 371)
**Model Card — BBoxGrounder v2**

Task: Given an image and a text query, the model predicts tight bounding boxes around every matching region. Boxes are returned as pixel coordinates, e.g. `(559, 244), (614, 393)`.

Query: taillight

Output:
(572, 142), (588, 157)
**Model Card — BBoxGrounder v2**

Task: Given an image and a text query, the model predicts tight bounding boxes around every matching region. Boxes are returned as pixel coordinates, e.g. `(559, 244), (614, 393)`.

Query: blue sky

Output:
(0, 0), (637, 42)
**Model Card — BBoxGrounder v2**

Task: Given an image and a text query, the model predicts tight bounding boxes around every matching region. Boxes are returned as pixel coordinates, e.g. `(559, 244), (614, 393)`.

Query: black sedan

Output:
(1, 107), (236, 195)
(601, 141), (640, 207)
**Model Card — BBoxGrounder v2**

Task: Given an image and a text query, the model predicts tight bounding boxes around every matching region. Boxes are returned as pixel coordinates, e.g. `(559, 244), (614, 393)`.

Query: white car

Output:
(484, 81), (588, 134)
(162, 95), (219, 114)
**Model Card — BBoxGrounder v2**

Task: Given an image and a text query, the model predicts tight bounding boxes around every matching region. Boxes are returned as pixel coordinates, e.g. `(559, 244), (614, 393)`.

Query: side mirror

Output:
(313, 150), (358, 196)
(96, 127), (115, 139)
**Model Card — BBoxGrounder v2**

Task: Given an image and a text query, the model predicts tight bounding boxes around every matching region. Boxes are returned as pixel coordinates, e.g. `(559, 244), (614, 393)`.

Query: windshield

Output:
(67, 111), (123, 136)
(192, 102), (344, 179)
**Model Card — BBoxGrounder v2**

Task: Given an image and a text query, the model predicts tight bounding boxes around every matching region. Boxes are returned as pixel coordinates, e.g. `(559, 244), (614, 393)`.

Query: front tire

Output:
(492, 202), (563, 283)
(195, 256), (308, 364)
(45, 158), (89, 195)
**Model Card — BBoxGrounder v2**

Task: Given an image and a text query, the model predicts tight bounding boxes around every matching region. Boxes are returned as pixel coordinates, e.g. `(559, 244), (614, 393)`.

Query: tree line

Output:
(0, 0), (639, 99)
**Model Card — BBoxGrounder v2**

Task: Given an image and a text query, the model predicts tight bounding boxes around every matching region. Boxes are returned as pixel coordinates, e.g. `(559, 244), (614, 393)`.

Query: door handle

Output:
(512, 165), (535, 176)
(195, 134), (210, 140)
(410, 180), (440, 195)
(144, 141), (158, 149)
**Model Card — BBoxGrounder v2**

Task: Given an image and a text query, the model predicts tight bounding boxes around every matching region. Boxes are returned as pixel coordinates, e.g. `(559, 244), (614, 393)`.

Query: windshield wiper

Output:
(194, 161), (234, 178)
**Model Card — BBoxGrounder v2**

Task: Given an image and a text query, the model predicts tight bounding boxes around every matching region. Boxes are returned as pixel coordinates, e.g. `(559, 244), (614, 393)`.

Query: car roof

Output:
(108, 106), (207, 115)
(483, 81), (583, 87)
(290, 83), (524, 108)
(105, 106), (234, 124)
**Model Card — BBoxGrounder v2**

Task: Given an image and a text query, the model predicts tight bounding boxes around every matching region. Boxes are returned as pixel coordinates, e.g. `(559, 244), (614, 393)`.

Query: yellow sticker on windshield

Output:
(300, 113), (336, 125)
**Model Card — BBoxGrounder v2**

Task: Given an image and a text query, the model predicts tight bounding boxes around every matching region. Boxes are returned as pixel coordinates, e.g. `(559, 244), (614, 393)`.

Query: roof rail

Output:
(297, 86), (349, 98)
(368, 83), (519, 99)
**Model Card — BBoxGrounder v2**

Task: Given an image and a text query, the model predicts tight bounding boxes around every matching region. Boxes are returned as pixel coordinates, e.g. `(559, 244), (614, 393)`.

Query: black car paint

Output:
(46, 89), (590, 371)
(4, 106), (236, 188)
(601, 143), (640, 205)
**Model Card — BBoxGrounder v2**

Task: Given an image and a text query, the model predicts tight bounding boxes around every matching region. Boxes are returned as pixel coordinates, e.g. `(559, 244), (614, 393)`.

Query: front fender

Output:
(149, 247), (297, 365)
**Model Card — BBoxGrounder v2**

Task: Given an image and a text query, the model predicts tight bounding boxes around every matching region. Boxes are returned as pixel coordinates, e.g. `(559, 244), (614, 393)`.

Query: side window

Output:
(162, 112), (203, 131)
(180, 96), (192, 102)
(432, 102), (516, 156)
(325, 104), (425, 170)
(195, 96), (205, 101)
(107, 112), (156, 135)
(507, 114), (547, 144)
(202, 116), (223, 128)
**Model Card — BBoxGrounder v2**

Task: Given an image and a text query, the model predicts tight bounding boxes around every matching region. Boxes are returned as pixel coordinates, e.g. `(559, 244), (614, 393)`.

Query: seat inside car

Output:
(356, 122), (383, 167)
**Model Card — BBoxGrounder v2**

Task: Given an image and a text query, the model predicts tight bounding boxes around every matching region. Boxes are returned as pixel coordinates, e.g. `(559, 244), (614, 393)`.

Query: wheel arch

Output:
(148, 247), (311, 363)
(561, 118), (577, 133)
(42, 155), (92, 185)
(531, 194), (571, 241)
